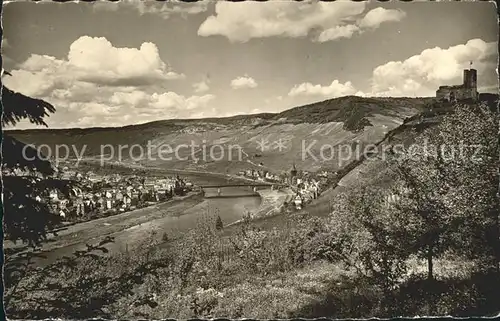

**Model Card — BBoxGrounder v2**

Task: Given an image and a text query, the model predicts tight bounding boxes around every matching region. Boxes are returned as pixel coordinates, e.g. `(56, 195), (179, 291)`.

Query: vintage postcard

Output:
(2, 0), (499, 319)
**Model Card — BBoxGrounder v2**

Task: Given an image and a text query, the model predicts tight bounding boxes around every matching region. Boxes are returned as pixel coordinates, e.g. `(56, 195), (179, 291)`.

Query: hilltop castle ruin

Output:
(436, 67), (478, 102)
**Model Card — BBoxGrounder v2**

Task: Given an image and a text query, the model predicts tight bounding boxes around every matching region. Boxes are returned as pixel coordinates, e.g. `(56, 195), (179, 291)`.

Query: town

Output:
(237, 163), (329, 210)
(7, 165), (196, 222)
(7, 159), (332, 224)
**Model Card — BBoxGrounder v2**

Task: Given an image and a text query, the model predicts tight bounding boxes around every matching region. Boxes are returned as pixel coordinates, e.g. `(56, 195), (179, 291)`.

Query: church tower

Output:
(288, 162), (298, 185)
(290, 162), (297, 177)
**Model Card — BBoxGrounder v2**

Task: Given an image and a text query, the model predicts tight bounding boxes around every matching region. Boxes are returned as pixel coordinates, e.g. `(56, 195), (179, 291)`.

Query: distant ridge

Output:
(6, 95), (432, 133)
(6, 94), (497, 174)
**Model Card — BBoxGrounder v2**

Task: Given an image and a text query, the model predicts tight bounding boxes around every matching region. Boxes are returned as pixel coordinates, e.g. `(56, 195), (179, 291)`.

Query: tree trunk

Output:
(427, 245), (437, 315)
(427, 246), (434, 280)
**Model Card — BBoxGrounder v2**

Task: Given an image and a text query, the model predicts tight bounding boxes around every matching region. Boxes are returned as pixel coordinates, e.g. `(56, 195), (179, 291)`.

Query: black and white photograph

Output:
(1, 0), (499, 319)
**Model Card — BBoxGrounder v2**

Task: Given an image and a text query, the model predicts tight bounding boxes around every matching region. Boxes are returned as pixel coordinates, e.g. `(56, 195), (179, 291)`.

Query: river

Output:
(6, 172), (263, 267)
(164, 172), (262, 231)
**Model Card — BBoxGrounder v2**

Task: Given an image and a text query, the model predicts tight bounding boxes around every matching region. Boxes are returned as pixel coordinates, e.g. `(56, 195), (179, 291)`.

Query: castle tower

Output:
(468, 68), (477, 89)
(437, 63), (479, 101)
(463, 69), (470, 88)
(464, 61), (477, 89)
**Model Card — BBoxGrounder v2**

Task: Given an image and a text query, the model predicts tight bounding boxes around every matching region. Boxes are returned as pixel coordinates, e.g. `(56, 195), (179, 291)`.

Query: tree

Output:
(1, 82), (73, 246)
(435, 102), (499, 271)
(391, 162), (450, 281)
(328, 186), (413, 297)
(392, 102), (499, 277)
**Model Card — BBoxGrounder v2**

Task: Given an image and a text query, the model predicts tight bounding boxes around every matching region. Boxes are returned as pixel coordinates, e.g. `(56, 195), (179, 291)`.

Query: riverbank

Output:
(78, 159), (259, 185)
(227, 188), (294, 227)
(4, 191), (204, 259)
(4, 163), (280, 266)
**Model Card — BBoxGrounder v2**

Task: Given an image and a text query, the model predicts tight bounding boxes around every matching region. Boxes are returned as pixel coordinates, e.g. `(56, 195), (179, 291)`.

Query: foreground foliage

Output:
(5, 208), (499, 318)
(2, 84), (76, 246)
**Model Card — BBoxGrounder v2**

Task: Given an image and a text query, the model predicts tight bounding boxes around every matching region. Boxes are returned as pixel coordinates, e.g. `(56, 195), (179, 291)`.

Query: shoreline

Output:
(227, 188), (294, 227)
(77, 159), (261, 185)
(4, 163), (287, 261)
(3, 191), (203, 252)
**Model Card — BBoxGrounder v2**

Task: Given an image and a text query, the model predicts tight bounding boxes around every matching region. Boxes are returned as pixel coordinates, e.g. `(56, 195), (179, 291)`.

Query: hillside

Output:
(6, 95), (436, 174)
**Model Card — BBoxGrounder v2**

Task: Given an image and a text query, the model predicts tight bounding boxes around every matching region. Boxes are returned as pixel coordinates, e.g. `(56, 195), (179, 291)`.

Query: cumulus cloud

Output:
(67, 36), (185, 85)
(68, 101), (118, 117)
(230, 75), (258, 89)
(10, 36), (185, 93)
(3, 36), (216, 128)
(358, 8), (406, 30)
(150, 92), (215, 112)
(93, 0), (209, 19)
(193, 79), (210, 93)
(106, 90), (216, 119)
(316, 25), (360, 42)
(288, 80), (363, 98)
(5, 76), (217, 128)
(288, 39), (497, 99)
(198, 1), (405, 43)
(370, 38), (498, 96)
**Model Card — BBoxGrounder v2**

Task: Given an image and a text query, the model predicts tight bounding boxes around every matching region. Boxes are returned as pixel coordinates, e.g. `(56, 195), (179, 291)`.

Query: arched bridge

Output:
(199, 183), (286, 198)
(199, 183), (277, 188)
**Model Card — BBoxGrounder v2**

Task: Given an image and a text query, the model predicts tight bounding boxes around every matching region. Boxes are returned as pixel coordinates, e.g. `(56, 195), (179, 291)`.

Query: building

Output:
(436, 67), (478, 102)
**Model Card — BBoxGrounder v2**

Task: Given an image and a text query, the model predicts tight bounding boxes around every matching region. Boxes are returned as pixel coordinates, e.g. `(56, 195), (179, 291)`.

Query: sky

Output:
(2, 0), (498, 129)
